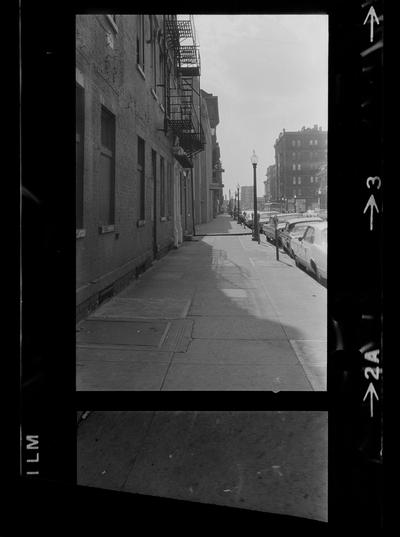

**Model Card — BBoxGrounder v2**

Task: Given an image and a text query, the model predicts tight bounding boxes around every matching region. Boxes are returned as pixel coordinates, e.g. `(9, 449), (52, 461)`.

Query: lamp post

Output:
(294, 194), (297, 213)
(281, 196), (284, 213)
(234, 191), (237, 219)
(237, 184), (240, 224)
(251, 150), (260, 243)
(318, 188), (322, 210)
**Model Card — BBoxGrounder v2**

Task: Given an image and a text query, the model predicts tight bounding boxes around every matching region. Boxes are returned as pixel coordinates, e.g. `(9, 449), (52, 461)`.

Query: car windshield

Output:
(291, 224), (308, 235)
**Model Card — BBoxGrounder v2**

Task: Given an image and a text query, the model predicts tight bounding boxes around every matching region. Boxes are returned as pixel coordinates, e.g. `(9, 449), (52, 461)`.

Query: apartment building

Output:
(75, 14), (217, 320)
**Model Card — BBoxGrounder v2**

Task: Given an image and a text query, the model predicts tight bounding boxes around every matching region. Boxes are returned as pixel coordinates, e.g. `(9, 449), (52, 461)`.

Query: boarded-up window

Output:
(137, 136), (145, 220)
(99, 106), (115, 225)
(76, 83), (85, 229)
(151, 149), (157, 222)
(160, 156), (165, 217)
(167, 162), (173, 217)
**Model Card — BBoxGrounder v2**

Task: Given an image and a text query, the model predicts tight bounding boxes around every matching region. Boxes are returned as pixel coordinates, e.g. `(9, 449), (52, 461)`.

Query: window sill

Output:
(137, 64), (146, 80)
(137, 219), (146, 228)
(76, 229), (86, 239)
(98, 224), (115, 234)
(105, 15), (118, 33)
(151, 88), (158, 101)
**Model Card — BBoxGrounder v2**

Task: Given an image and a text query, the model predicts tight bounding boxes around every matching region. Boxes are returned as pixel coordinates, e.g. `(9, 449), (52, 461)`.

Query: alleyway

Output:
(77, 411), (328, 522)
(76, 215), (326, 391)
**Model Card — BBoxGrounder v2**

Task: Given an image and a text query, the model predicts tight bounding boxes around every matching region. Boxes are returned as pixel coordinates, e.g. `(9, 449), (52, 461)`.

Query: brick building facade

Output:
(76, 15), (218, 320)
(273, 125), (327, 212)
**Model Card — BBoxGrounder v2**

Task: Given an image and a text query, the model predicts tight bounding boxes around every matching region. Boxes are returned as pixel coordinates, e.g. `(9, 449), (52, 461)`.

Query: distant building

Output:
(240, 185), (253, 210)
(202, 90), (224, 217)
(264, 164), (277, 203)
(274, 125), (327, 212)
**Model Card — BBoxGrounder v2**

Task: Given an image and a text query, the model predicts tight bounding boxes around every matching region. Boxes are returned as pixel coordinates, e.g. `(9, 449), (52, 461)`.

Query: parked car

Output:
(263, 213), (302, 245)
(258, 211), (279, 233)
(244, 211), (260, 230)
(280, 217), (323, 257)
(291, 221), (327, 282)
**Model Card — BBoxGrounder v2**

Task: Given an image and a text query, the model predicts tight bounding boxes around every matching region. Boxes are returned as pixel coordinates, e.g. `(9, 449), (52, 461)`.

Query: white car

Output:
(292, 221), (327, 282)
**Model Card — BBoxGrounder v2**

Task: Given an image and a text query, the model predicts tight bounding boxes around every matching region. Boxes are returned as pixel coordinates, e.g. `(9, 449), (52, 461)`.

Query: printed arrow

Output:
(363, 6), (379, 43)
(363, 194), (379, 231)
(363, 382), (379, 418)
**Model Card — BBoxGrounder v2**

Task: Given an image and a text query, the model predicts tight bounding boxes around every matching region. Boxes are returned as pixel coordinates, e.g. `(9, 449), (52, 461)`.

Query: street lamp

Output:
(281, 196), (284, 213)
(237, 184), (240, 224)
(294, 194), (297, 213)
(234, 190), (237, 219)
(251, 150), (260, 243)
(318, 188), (322, 210)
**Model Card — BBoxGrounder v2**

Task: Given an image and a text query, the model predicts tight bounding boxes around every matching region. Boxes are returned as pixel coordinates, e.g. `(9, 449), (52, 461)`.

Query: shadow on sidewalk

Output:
(76, 234), (327, 391)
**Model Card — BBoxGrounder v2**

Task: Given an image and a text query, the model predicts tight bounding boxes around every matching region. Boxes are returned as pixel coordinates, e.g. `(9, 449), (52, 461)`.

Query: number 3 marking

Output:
(366, 176), (381, 189)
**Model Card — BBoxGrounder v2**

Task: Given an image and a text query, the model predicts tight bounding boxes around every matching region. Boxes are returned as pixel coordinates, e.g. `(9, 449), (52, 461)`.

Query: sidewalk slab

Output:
(90, 297), (191, 320)
(76, 319), (170, 347)
(77, 347), (172, 363)
(162, 362), (312, 391)
(77, 360), (170, 390)
(172, 339), (299, 364)
(190, 316), (287, 340)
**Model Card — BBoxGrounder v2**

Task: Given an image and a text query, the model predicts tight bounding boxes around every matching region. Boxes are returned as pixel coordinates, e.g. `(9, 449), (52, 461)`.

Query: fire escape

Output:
(163, 15), (205, 166)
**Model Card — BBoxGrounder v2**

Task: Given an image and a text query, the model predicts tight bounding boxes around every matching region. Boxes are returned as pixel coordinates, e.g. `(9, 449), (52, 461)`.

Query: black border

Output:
(19, 0), (384, 531)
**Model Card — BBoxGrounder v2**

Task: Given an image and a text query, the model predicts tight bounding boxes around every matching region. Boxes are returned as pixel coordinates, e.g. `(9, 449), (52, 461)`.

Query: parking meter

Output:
(272, 215), (279, 260)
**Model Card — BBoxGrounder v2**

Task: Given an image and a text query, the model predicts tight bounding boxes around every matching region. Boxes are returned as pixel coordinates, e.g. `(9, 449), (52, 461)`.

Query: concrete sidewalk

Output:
(195, 214), (251, 235)
(76, 215), (326, 391)
(77, 411), (328, 522)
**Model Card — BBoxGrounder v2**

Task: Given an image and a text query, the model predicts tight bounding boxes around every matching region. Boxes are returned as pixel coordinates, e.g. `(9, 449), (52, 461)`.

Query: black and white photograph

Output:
(18, 1), (384, 531)
(75, 14), (328, 391)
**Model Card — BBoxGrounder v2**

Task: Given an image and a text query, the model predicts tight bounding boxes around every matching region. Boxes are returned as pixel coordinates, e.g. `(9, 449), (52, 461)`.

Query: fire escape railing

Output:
(163, 15), (204, 160)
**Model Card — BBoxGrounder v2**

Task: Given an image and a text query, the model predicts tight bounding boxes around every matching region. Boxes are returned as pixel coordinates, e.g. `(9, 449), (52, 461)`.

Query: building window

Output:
(137, 15), (145, 70)
(298, 177), (302, 185)
(298, 188), (302, 196)
(158, 38), (165, 104)
(297, 163), (301, 170)
(314, 139), (318, 145)
(309, 140), (313, 145)
(76, 82), (85, 230)
(99, 106), (116, 226)
(293, 176), (296, 184)
(292, 152), (296, 158)
(149, 16), (157, 90)
(311, 176), (314, 183)
(297, 140), (301, 147)
(292, 140), (296, 147)
(292, 164), (296, 171)
(293, 188), (296, 196)
(137, 136), (145, 220)
(160, 155), (166, 217)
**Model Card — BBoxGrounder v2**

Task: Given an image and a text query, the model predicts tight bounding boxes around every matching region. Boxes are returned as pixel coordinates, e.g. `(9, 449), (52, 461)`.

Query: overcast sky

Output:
(193, 14), (328, 199)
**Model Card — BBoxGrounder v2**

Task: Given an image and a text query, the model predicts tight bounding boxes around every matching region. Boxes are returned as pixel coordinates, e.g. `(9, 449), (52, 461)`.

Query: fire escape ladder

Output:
(164, 15), (204, 161)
